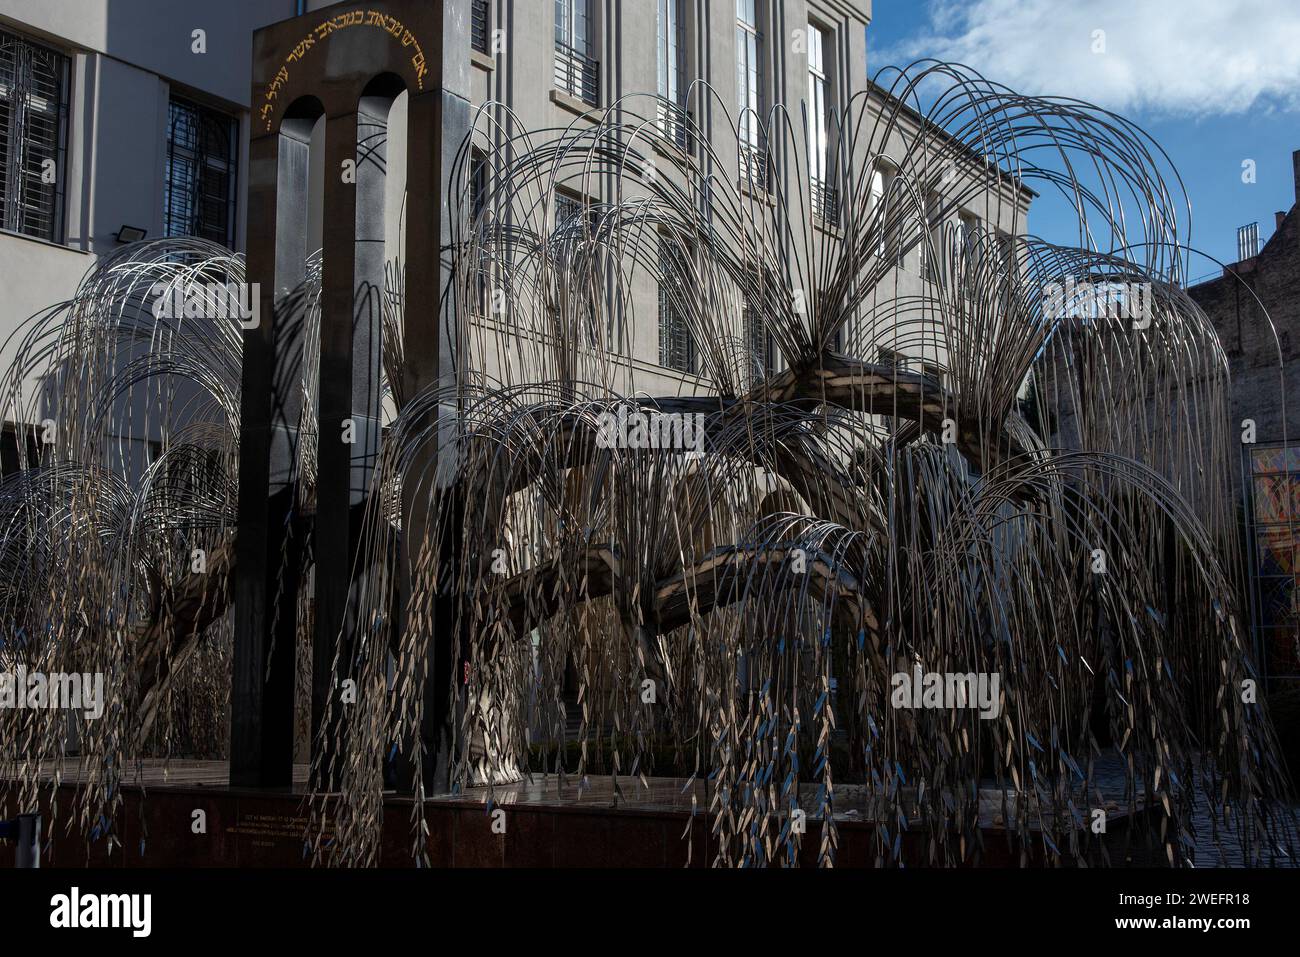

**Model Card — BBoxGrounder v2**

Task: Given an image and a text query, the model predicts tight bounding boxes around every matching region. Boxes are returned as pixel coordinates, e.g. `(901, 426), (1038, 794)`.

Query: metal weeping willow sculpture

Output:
(0, 62), (1294, 868)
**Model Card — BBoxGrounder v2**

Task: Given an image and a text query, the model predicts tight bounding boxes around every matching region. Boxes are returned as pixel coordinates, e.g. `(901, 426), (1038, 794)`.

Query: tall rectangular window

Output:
(919, 191), (940, 278)
(736, 0), (766, 190)
(658, 238), (695, 374)
(0, 28), (70, 243)
(471, 0), (491, 55)
(555, 0), (598, 106)
(164, 96), (238, 246)
(470, 150), (488, 220)
(957, 210), (979, 267)
(471, 149), (489, 317)
(743, 301), (771, 385)
(869, 164), (886, 255)
(806, 23), (837, 222)
(657, 0), (688, 148)
(871, 161), (906, 266)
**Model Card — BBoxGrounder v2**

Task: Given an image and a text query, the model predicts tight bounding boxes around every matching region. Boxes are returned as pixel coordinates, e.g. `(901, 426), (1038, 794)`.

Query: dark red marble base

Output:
(0, 779), (1132, 868)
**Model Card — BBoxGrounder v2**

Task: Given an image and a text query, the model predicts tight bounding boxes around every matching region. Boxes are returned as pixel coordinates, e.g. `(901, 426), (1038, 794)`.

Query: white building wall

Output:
(0, 0), (297, 451)
(0, 0), (1029, 451)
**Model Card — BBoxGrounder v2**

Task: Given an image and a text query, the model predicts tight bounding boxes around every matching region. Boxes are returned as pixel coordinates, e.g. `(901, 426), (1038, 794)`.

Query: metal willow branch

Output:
(0, 63), (1294, 868)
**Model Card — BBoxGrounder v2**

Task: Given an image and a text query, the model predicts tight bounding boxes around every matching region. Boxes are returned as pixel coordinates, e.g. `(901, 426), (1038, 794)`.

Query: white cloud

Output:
(878, 0), (1300, 116)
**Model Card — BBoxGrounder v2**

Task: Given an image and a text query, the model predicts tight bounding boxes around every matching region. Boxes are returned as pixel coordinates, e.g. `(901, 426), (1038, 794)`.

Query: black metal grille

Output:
(0, 29), (69, 242)
(554, 41), (599, 107)
(810, 177), (839, 225)
(471, 150), (488, 219)
(739, 143), (768, 192)
(471, 150), (489, 316)
(471, 0), (491, 55)
(657, 99), (693, 153)
(555, 191), (581, 228)
(742, 303), (771, 385)
(164, 97), (238, 246)
(658, 242), (694, 374)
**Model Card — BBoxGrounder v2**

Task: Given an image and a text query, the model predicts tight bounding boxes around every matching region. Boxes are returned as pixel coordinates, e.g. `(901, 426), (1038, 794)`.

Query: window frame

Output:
(657, 0), (690, 149)
(657, 233), (696, 375)
(163, 93), (239, 248)
(736, 0), (767, 190)
(742, 298), (772, 384)
(555, 0), (599, 106)
(471, 0), (492, 55)
(806, 22), (829, 181)
(0, 27), (72, 245)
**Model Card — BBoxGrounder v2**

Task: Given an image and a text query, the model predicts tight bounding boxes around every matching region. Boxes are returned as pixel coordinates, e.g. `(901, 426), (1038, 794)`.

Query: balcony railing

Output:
(739, 143), (769, 193)
(471, 0), (490, 54)
(656, 100), (693, 153)
(810, 177), (839, 225)
(554, 42), (599, 107)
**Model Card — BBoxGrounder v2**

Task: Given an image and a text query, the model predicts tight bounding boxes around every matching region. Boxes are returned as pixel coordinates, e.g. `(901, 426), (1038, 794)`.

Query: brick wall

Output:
(1189, 150), (1300, 464)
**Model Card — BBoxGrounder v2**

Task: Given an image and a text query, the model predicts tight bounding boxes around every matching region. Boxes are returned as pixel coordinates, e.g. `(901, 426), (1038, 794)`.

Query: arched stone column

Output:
(234, 0), (469, 788)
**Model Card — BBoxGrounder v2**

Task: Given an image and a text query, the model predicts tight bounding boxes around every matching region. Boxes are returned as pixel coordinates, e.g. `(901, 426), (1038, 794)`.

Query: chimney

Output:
(1293, 149), (1300, 206)
(1277, 211), (1287, 230)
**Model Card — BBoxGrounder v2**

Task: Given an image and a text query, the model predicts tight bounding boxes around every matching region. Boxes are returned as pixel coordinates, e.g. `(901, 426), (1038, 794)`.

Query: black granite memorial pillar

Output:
(236, 1), (463, 790)
(232, 105), (320, 789)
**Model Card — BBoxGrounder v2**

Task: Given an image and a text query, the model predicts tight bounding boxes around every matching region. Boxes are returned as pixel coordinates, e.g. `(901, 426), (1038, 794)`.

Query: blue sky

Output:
(866, 0), (1300, 279)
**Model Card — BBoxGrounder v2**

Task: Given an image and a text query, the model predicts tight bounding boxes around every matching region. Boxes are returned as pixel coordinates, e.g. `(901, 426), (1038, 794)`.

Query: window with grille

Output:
(555, 190), (600, 241)
(555, 0), (599, 106)
(471, 0), (491, 55)
(0, 28), (70, 243)
(471, 149), (489, 316)
(555, 190), (582, 229)
(471, 149), (488, 219)
(164, 96), (238, 247)
(736, 0), (766, 191)
(742, 301), (773, 385)
(658, 238), (694, 374)
(555, 190), (602, 342)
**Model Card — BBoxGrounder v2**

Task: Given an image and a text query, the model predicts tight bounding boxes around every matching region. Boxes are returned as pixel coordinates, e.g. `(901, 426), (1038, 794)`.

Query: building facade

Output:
(448, 0), (1030, 399)
(1188, 150), (1300, 686)
(0, 0), (306, 469)
(0, 0), (1030, 457)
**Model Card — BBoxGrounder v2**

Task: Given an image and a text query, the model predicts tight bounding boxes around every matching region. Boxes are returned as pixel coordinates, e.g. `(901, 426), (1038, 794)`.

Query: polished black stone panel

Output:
(234, 0), (469, 791)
